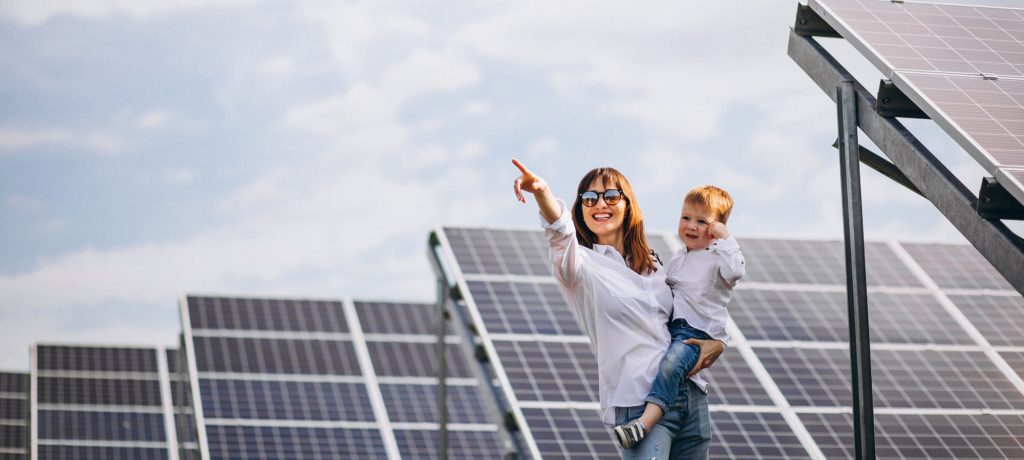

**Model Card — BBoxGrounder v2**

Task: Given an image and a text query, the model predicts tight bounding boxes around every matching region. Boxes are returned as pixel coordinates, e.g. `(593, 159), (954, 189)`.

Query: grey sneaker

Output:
(613, 420), (646, 449)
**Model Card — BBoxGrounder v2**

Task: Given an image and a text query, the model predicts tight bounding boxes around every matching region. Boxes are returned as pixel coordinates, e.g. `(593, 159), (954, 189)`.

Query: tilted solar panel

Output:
(182, 296), (389, 459)
(30, 345), (181, 460)
(181, 296), (501, 459)
(436, 226), (1024, 459)
(435, 227), (825, 459)
(0, 372), (27, 460)
(810, 0), (1024, 205)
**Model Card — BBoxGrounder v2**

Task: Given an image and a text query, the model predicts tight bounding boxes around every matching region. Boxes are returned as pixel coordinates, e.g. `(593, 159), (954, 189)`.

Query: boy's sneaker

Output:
(613, 420), (646, 449)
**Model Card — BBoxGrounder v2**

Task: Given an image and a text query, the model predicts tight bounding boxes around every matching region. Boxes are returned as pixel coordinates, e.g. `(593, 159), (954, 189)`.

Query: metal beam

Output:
(831, 141), (923, 198)
(978, 177), (1024, 220)
(427, 231), (523, 459)
(837, 81), (876, 460)
(788, 28), (1024, 294)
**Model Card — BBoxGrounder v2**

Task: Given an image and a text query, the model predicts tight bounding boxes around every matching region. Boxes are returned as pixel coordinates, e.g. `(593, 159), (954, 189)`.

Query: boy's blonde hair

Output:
(684, 185), (734, 224)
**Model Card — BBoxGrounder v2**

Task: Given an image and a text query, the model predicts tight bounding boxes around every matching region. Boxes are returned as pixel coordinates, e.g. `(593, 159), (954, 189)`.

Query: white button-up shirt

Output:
(666, 236), (745, 345)
(542, 200), (707, 425)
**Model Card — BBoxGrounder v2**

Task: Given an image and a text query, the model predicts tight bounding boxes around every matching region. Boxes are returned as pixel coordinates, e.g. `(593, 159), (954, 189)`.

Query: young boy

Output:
(614, 185), (746, 449)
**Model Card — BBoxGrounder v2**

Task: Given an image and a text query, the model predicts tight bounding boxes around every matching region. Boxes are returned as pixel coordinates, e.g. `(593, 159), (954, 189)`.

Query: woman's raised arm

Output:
(513, 159), (561, 224)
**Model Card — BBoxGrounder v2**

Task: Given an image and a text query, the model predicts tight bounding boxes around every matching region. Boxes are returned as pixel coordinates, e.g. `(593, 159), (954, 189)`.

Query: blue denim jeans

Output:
(615, 379), (711, 460)
(645, 319), (712, 413)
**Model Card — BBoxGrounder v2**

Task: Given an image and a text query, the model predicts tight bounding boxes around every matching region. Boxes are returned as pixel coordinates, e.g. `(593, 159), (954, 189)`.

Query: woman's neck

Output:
(597, 234), (625, 256)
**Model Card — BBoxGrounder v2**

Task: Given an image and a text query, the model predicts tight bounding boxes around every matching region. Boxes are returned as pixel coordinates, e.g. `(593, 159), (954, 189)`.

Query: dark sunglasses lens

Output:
(603, 190), (622, 205)
(581, 191), (599, 207)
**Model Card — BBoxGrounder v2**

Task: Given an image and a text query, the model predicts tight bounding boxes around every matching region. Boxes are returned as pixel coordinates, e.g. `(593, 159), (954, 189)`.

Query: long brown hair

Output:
(571, 167), (657, 275)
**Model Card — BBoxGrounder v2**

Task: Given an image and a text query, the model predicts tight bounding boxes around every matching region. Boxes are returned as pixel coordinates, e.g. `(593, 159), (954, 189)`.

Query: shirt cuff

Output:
(710, 235), (739, 251)
(541, 199), (571, 230)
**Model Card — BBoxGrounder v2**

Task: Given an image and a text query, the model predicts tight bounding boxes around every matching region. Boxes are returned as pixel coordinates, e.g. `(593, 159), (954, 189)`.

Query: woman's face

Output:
(581, 177), (627, 244)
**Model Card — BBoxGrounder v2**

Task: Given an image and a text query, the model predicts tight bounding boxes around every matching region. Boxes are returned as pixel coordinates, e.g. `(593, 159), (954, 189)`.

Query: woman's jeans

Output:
(615, 379), (711, 460)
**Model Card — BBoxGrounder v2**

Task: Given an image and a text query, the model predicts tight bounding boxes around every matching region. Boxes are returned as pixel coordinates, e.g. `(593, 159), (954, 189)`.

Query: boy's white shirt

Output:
(665, 235), (746, 345)
(541, 200), (708, 425)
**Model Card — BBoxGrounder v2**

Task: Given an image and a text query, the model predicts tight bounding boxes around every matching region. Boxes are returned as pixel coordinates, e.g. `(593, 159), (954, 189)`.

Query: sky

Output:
(1, 0), (1022, 370)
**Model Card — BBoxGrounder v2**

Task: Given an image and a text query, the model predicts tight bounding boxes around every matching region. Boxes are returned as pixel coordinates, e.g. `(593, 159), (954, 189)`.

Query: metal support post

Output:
(837, 81), (876, 460)
(432, 249), (450, 460)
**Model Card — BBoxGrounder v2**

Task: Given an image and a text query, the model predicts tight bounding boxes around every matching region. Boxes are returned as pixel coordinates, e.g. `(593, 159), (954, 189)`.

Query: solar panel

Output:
(730, 289), (963, 344)
(435, 226), (1024, 459)
(810, 0), (1024, 205)
(739, 238), (922, 287)
(182, 296), (501, 459)
(436, 227), (822, 458)
(800, 412), (1024, 459)
(756, 346), (1024, 409)
(946, 294), (1024, 346)
(354, 300), (503, 458)
(182, 296), (387, 458)
(901, 242), (1014, 291)
(710, 411), (811, 459)
(0, 373), (27, 460)
(30, 345), (180, 460)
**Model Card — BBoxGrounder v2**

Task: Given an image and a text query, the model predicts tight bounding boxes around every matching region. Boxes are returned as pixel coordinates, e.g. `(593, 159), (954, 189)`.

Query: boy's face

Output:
(678, 203), (716, 251)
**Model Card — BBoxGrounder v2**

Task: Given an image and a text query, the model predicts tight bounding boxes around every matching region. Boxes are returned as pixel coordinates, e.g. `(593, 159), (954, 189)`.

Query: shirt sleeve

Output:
(542, 199), (584, 288)
(710, 235), (745, 286)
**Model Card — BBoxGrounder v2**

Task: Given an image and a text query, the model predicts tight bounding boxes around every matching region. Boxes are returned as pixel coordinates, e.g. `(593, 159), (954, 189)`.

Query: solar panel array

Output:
(30, 345), (183, 460)
(0, 373), (27, 460)
(809, 0), (1024, 205)
(435, 226), (1024, 459)
(180, 296), (502, 459)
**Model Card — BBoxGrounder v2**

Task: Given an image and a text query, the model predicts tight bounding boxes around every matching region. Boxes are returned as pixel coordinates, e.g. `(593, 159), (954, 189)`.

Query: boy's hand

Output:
(709, 222), (730, 240)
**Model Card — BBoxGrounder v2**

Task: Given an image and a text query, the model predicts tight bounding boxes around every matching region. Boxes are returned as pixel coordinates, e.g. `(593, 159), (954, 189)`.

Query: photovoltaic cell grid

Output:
(438, 227), (814, 459)
(32, 345), (178, 460)
(756, 347), (1024, 410)
(810, 0), (1024, 204)
(800, 412), (1024, 459)
(353, 300), (501, 458)
(183, 296), (501, 459)
(730, 289), (963, 344)
(183, 296), (387, 459)
(0, 373), (27, 460)
(738, 238), (922, 287)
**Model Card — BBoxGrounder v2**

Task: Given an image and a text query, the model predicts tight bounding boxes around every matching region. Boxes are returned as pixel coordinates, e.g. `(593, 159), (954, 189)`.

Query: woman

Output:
(512, 159), (725, 459)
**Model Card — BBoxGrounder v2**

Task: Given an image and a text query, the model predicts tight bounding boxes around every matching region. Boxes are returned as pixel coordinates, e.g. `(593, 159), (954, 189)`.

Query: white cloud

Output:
(0, 128), (124, 155)
(138, 110), (169, 129)
(525, 137), (558, 159)
(459, 100), (492, 117)
(0, 129), (68, 151)
(0, 0), (246, 26)
(163, 167), (196, 186)
(258, 56), (296, 78)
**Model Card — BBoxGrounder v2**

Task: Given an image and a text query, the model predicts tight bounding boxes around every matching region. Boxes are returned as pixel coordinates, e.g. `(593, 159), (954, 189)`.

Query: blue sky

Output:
(1, 0), (1021, 370)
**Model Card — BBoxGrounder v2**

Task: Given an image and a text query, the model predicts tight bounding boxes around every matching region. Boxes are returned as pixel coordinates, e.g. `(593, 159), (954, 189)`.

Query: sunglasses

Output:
(579, 189), (624, 207)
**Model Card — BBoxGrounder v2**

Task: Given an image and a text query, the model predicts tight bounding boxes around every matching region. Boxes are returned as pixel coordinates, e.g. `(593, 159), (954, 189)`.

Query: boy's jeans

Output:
(645, 318), (712, 413)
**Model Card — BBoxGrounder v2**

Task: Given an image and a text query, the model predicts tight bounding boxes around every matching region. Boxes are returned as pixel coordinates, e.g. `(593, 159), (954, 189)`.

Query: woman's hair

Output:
(571, 167), (657, 275)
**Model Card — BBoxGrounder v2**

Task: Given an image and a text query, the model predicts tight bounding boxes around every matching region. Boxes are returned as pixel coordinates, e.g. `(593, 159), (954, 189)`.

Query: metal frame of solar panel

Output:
(179, 295), (501, 459)
(808, 0), (1024, 205)
(29, 344), (182, 460)
(0, 372), (28, 459)
(433, 226), (1024, 459)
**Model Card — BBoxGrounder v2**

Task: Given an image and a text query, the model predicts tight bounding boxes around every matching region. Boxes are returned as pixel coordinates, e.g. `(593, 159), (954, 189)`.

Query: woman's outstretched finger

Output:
(512, 158), (532, 178)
